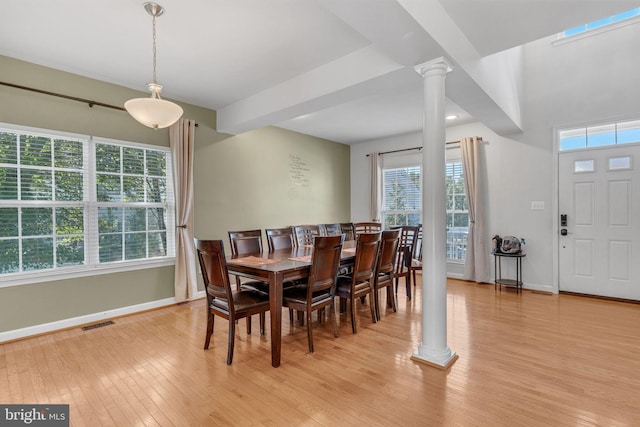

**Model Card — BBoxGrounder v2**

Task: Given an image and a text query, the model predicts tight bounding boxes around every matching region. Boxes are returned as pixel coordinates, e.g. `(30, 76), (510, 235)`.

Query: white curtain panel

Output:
(369, 152), (382, 221)
(170, 119), (198, 301)
(461, 137), (489, 283)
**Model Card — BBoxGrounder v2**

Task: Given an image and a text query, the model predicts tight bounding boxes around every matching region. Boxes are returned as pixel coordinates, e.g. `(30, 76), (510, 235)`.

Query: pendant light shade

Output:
(125, 3), (183, 129)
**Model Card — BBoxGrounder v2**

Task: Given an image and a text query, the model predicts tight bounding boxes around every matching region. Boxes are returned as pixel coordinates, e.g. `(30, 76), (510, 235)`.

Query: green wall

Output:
(0, 55), (350, 334)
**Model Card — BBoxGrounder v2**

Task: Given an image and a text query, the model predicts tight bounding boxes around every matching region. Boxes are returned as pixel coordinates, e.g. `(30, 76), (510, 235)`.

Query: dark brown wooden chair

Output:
(373, 229), (401, 320)
(228, 229), (264, 290)
(393, 225), (419, 300)
(407, 224), (423, 291)
(293, 224), (320, 247)
(354, 221), (382, 234)
(340, 223), (355, 241)
(282, 235), (344, 353)
(265, 227), (296, 251)
(194, 238), (270, 365)
(320, 223), (342, 236)
(336, 232), (381, 333)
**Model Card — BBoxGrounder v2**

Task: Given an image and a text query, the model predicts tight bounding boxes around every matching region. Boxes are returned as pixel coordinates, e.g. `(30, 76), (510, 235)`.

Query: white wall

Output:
(350, 20), (640, 292)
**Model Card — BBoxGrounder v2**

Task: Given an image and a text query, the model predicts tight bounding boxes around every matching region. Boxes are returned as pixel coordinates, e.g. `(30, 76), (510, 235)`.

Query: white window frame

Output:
(381, 160), (422, 228)
(0, 123), (175, 288)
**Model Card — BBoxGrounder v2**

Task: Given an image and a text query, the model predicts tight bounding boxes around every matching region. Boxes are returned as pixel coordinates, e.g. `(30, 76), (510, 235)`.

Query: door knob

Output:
(560, 229), (568, 236)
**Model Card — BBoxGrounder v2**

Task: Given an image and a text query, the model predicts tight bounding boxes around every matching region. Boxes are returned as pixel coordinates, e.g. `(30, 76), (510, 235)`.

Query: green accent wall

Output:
(0, 55), (350, 334)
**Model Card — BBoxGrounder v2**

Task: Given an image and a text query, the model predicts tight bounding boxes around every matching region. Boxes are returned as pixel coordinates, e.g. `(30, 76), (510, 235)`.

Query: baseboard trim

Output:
(0, 290), (206, 344)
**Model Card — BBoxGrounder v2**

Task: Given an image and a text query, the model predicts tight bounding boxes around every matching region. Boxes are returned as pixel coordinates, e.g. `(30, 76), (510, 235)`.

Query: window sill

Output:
(0, 257), (175, 288)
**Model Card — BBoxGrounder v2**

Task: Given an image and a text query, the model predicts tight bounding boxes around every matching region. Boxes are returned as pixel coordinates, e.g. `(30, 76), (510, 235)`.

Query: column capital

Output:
(414, 57), (453, 77)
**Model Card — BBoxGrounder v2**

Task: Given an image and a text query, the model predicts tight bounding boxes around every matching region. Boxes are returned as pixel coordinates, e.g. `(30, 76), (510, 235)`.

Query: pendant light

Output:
(125, 2), (183, 129)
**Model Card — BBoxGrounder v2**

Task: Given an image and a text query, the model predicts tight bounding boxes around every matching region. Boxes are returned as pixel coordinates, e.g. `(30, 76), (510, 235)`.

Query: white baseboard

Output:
(0, 290), (206, 343)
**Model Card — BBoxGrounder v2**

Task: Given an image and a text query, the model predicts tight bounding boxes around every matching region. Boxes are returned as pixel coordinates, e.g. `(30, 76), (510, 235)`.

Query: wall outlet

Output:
(531, 201), (545, 210)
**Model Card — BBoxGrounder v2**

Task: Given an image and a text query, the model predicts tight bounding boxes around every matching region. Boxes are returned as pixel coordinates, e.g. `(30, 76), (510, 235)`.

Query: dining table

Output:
(226, 240), (356, 367)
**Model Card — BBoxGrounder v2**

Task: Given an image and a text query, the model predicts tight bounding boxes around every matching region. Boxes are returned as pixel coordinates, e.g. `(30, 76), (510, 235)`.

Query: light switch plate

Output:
(531, 201), (545, 210)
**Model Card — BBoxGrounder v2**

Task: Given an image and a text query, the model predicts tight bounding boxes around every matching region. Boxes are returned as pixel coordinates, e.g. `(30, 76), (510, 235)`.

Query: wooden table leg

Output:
(269, 271), (283, 367)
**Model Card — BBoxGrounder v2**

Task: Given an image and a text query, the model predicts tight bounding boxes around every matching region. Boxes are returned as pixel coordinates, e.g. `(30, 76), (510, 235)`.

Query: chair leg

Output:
(368, 292), (377, 324)
(330, 301), (339, 338)
(374, 288), (381, 321)
(350, 297), (357, 334)
(227, 316), (236, 365)
(289, 308), (294, 325)
(406, 273), (412, 300)
(204, 313), (214, 350)
(387, 286), (397, 312)
(306, 309), (314, 353)
(259, 312), (265, 335)
(246, 316), (252, 334)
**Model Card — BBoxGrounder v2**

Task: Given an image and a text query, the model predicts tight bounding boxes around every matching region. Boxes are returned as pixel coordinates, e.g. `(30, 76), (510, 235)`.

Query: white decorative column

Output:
(411, 57), (458, 369)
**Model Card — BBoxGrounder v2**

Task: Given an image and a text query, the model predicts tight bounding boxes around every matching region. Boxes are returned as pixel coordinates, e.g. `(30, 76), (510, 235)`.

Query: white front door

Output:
(558, 144), (640, 300)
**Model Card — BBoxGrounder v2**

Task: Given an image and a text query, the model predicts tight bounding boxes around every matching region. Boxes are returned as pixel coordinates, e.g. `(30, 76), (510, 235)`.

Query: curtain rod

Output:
(0, 80), (198, 127)
(365, 137), (482, 156)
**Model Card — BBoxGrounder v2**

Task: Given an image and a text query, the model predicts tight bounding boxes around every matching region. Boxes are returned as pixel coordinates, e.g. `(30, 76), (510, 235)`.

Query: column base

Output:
(411, 345), (458, 370)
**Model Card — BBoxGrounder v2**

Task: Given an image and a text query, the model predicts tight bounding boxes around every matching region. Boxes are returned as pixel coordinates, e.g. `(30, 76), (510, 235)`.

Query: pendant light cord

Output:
(152, 12), (158, 84)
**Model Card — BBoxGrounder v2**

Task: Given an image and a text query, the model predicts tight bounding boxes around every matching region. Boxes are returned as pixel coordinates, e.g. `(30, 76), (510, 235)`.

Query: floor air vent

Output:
(82, 320), (115, 331)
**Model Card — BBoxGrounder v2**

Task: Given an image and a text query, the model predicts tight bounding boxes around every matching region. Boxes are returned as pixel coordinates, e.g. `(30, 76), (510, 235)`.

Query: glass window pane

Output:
(574, 159), (595, 173)
(125, 208), (146, 232)
(96, 174), (121, 202)
(0, 167), (18, 200)
(123, 147), (145, 175)
(54, 139), (83, 169)
(455, 195), (467, 210)
(98, 207), (123, 233)
(587, 124), (615, 148)
(55, 171), (83, 201)
(20, 135), (52, 167)
(608, 156), (632, 170)
(99, 234), (123, 263)
(617, 120), (640, 144)
(56, 236), (84, 267)
(146, 151), (166, 176)
(125, 233), (147, 260)
(0, 132), (18, 164)
(96, 144), (120, 173)
(148, 208), (166, 231)
(21, 169), (52, 200)
(22, 208), (53, 236)
(559, 128), (586, 151)
(453, 213), (469, 227)
(146, 177), (166, 202)
(0, 208), (19, 237)
(123, 176), (144, 202)
(56, 207), (84, 235)
(0, 239), (19, 273)
(22, 237), (53, 271)
(587, 17), (612, 30)
(148, 232), (167, 257)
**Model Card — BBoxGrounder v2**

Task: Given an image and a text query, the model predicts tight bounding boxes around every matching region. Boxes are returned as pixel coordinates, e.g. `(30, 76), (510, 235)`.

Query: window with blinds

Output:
(0, 124), (175, 286)
(446, 161), (468, 262)
(381, 166), (421, 228)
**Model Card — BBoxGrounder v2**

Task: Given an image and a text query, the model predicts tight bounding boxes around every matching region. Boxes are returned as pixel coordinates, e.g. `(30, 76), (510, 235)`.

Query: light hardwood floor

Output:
(1, 279), (639, 426)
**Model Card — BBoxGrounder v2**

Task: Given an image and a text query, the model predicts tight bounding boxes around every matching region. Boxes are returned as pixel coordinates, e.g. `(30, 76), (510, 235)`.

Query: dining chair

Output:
(392, 225), (419, 299)
(282, 234), (344, 353)
(194, 238), (270, 365)
(265, 227), (296, 251)
(228, 229), (264, 290)
(293, 224), (321, 247)
(336, 232), (381, 333)
(373, 229), (401, 320)
(320, 223), (342, 236)
(407, 224), (423, 292)
(354, 221), (382, 234)
(340, 223), (355, 241)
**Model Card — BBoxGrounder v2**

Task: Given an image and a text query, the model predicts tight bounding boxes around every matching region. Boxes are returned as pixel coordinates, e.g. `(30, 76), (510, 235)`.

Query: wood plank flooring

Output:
(1, 278), (639, 426)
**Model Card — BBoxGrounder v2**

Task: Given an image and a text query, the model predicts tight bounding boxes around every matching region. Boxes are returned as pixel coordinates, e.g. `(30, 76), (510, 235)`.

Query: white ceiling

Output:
(1, 0), (638, 144)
